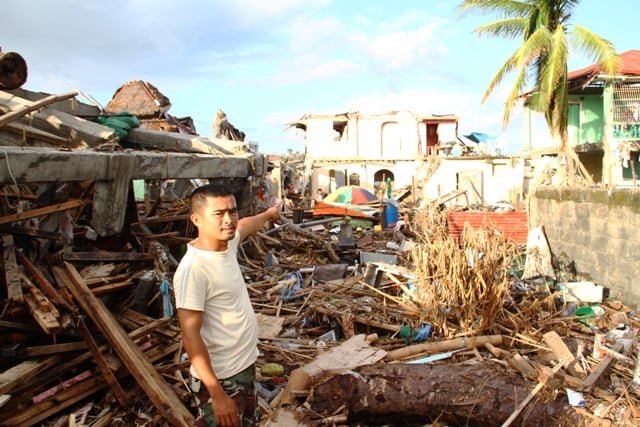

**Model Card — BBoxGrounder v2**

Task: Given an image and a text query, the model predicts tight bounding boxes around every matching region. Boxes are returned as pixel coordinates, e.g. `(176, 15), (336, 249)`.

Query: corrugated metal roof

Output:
(568, 49), (640, 82)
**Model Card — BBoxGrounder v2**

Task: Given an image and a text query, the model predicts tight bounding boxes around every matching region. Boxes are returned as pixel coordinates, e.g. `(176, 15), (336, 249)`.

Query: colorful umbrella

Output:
(323, 185), (377, 204)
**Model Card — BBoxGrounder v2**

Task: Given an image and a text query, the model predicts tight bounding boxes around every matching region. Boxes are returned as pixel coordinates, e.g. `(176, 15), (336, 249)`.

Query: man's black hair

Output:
(190, 183), (235, 212)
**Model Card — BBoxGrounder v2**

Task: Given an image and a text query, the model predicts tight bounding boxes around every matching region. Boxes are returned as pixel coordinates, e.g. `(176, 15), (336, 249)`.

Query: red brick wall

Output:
(447, 210), (529, 244)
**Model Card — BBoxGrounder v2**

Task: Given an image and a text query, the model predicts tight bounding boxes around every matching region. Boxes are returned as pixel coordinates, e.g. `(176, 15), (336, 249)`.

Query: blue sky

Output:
(2, 1), (637, 155)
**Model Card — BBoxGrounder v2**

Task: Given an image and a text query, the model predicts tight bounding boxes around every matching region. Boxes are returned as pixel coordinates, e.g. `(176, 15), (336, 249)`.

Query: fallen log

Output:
(278, 334), (386, 407)
(308, 362), (583, 426)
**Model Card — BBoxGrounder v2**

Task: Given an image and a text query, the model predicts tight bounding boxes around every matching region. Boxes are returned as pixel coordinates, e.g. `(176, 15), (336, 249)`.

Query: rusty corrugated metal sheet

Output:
(447, 210), (529, 245)
(568, 49), (640, 82)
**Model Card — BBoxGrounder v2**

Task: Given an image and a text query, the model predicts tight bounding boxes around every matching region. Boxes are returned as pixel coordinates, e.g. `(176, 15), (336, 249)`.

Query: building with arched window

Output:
(287, 110), (527, 206)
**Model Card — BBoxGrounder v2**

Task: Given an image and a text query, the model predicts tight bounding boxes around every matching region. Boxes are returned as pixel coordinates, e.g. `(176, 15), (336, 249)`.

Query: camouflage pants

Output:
(191, 364), (260, 427)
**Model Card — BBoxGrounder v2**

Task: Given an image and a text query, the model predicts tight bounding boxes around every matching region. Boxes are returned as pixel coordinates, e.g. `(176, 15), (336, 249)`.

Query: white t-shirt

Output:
(173, 231), (258, 379)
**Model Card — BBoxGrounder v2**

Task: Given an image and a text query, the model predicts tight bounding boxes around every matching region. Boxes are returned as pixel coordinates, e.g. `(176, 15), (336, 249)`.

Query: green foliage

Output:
(458, 0), (619, 151)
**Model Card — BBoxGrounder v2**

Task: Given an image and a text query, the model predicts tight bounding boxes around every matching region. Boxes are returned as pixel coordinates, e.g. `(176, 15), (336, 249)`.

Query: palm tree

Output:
(458, 0), (619, 184)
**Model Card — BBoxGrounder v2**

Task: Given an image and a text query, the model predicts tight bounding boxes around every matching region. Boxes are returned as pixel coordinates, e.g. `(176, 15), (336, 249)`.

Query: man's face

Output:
(191, 195), (238, 242)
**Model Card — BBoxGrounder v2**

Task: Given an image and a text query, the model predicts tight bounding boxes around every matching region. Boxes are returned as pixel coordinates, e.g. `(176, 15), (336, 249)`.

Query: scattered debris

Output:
(2, 82), (640, 427)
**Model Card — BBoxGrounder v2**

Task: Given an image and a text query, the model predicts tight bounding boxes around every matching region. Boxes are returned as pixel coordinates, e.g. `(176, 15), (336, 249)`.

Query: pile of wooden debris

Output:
(1, 184), (640, 427)
(0, 70), (638, 426)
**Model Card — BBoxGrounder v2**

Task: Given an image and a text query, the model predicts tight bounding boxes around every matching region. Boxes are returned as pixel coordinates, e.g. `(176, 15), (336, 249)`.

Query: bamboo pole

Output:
(385, 334), (503, 361)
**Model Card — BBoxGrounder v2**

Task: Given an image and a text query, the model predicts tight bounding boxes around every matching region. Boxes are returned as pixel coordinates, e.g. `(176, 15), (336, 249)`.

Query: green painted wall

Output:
(569, 94), (604, 144)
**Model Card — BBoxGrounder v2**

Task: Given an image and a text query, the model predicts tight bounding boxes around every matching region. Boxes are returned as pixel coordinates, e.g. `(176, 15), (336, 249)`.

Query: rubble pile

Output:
(1, 185), (640, 427)
(1, 86), (640, 427)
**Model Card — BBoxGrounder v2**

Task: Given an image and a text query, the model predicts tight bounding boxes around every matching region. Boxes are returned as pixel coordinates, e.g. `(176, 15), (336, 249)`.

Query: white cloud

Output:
(0, 0), (548, 155)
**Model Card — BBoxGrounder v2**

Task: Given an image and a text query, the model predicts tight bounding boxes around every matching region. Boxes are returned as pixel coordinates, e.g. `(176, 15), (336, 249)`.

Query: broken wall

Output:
(529, 186), (640, 308)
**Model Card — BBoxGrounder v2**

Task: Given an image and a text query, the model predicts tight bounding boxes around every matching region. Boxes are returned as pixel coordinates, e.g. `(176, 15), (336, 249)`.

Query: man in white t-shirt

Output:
(173, 184), (281, 427)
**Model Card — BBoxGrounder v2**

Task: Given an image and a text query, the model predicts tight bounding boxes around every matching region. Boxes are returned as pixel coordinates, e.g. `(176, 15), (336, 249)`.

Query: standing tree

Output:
(458, 0), (619, 184)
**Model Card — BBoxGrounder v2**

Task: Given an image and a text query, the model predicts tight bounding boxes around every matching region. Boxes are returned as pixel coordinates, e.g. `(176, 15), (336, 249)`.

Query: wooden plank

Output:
(581, 346), (623, 391)
(23, 294), (60, 333)
(22, 280), (61, 334)
(1, 338), (184, 426)
(0, 90), (117, 147)
(501, 356), (570, 427)
(543, 330), (585, 376)
(1, 234), (23, 303)
(91, 279), (135, 296)
(62, 251), (154, 262)
(22, 342), (87, 357)
(0, 91), (78, 128)
(76, 315), (129, 407)
(1, 121), (77, 148)
(0, 356), (64, 395)
(506, 353), (539, 381)
(0, 320), (40, 332)
(16, 250), (67, 307)
(120, 309), (180, 340)
(0, 224), (65, 240)
(85, 272), (130, 287)
(2, 374), (106, 426)
(130, 213), (190, 226)
(57, 263), (193, 427)
(0, 199), (88, 225)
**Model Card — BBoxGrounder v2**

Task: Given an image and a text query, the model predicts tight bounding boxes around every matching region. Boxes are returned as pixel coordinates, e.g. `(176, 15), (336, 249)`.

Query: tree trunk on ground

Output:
(308, 362), (583, 427)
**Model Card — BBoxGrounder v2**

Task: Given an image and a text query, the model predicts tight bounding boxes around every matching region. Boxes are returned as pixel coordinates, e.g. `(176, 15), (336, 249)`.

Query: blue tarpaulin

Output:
(464, 132), (494, 143)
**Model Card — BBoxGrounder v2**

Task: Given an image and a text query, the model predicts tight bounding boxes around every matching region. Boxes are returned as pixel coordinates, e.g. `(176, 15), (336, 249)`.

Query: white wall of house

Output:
(301, 110), (524, 206)
(523, 107), (554, 151)
(311, 160), (423, 195)
(305, 112), (425, 160)
(423, 158), (526, 206)
(310, 157), (526, 206)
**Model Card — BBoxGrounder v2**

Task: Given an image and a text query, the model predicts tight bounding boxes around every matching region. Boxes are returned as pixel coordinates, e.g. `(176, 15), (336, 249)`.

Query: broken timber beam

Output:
(125, 127), (241, 155)
(0, 91), (78, 128)
(543, 330), (585, 377)
(21, 273), (62, 334)
(16, 249), (67, 307)
(57, 263), (194, 426)
(0, 355), (65, 395)
(1, 234), (23, 303)
(76, 314), (129, 407)
(0, 224), (65, 241)
(2, 121), (78, 148)
(0, 199), (88, 225)
(0, 90), (116, 147)
(61, 251), (154, 263)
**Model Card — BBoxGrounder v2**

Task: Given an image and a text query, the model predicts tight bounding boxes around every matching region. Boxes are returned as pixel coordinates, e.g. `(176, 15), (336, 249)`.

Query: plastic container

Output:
(558, 281), (604, 303)
(383, 204), (398, 229)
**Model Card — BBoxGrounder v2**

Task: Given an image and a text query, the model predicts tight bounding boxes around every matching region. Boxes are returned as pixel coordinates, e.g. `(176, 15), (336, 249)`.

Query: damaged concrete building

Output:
(3, 50), (640, 427)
